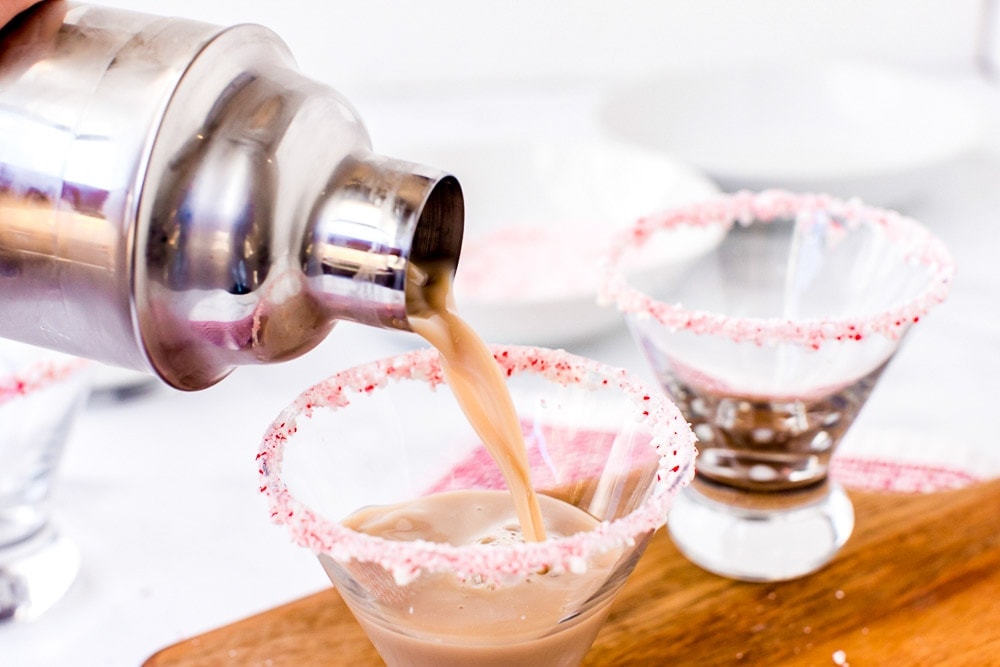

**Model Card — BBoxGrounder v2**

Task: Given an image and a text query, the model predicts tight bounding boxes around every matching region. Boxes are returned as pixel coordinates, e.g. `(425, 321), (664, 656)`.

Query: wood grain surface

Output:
(145, 480), (1000, 666)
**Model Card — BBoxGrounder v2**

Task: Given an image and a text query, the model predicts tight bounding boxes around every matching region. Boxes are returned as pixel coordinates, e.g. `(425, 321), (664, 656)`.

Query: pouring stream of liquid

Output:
(406, 263), (547, 542)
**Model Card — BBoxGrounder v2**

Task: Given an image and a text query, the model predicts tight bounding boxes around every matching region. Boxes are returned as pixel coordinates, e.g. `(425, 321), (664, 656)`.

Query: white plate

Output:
(601, 61), (989, 207)
(403, 139), (721, 346)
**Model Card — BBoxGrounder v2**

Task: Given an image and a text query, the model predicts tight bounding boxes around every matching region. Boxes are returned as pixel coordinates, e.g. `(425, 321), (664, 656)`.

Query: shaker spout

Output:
(302, 152), (464, 331)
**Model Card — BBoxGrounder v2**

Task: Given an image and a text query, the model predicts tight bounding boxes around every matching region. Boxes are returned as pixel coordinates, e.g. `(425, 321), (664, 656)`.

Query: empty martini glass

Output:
(1, 340), (91, 621)
(258, 345), (695, 667)
(601, 190), (954, 582)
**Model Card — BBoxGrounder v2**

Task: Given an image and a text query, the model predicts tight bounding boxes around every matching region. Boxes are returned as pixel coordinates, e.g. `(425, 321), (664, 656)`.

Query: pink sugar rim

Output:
(600, 190), (955, 349)
(0, 355), (89, 406)
(257, 344), (697, 585)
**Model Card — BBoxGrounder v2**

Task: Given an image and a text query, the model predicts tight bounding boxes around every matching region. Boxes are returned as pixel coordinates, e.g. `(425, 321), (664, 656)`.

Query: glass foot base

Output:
(0, 524), (80, 622)
(667, 478), (854, 582)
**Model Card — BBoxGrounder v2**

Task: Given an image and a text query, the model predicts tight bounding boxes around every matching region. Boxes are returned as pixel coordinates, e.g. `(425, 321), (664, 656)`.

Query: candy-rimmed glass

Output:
(258, 345), (696, 667)
(601, 190), (954, 581)
(1, 341), (91, 621)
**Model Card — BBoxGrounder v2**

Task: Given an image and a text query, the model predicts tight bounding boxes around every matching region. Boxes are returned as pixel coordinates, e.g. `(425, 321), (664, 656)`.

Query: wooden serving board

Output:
(146, 480), (1000, 666)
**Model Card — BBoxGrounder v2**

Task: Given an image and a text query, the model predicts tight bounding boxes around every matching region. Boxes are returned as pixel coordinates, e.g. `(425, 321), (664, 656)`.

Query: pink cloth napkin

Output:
(829, 456), (980, 494)
(426, 425), (981, 496)
(425, 423), (660, 494)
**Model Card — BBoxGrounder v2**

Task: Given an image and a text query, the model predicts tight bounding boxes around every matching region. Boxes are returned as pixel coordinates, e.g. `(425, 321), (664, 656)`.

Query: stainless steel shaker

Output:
(0, 2), (464, 390)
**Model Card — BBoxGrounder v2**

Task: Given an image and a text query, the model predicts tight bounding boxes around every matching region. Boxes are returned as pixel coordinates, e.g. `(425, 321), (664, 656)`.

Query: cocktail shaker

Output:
(0, 2), (464, 390)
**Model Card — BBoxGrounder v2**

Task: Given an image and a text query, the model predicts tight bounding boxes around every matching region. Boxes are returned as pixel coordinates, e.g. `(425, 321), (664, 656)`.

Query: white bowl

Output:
(403, 139), (721, 346)
(601, 61), (989, 207)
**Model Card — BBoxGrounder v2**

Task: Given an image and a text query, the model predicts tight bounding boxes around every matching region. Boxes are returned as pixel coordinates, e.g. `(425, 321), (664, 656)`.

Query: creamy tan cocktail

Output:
(324, 264), (614, 664)
(339, 490), (617, 667)
(258, 265), (696, 666)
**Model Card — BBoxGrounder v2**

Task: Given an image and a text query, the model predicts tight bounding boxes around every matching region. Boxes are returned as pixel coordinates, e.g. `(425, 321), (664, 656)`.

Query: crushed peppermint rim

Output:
(258, 345), (697, 585)
(600, 190), (955, 348)
(0, 354), (90, 406)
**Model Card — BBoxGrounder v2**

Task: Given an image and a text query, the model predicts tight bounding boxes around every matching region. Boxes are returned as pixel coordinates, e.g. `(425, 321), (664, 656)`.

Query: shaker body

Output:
(0, 3), (227, 373)
(0, 3), (463, 390)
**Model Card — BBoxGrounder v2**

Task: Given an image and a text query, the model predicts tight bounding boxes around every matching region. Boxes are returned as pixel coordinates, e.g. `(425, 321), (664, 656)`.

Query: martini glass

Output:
(258, 345), (696, 667)
(1, 340), (91, 621)
(601, 190), (954, 582)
